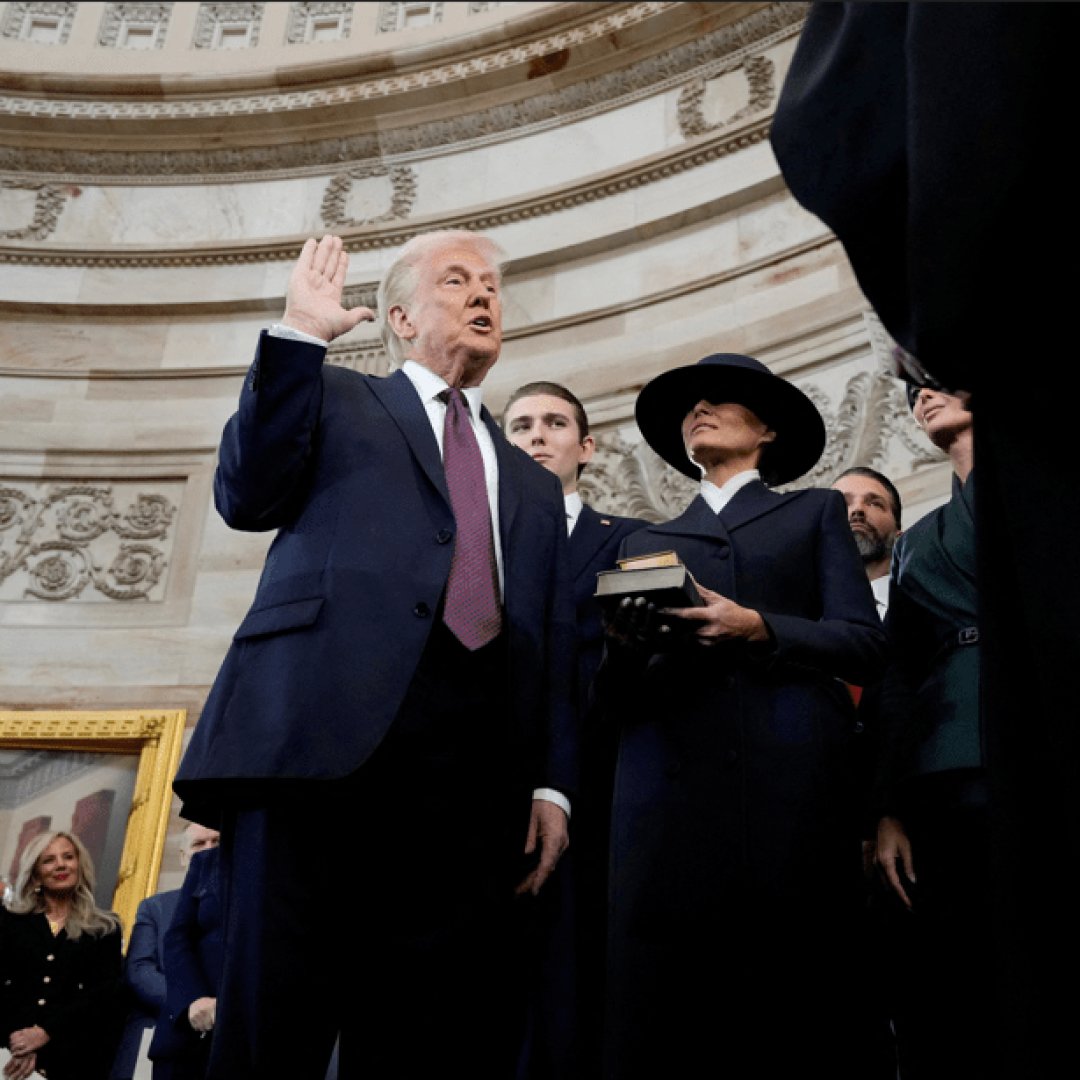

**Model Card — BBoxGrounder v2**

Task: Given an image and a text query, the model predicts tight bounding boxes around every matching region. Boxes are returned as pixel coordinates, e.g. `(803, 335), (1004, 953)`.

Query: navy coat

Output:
(150, 849), (223, 1065)
(174, 332), (576, 818)
(600, 482), (887, 1079)
(520, 504), (644, 1080)
(111, 889), (179, 1078)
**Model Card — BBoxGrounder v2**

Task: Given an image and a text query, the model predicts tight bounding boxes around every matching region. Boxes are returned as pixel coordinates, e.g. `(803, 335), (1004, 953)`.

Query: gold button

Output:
(38, 998), (46, 1005)
(43, 976), (51, 983)
(46, 954), (55, 961)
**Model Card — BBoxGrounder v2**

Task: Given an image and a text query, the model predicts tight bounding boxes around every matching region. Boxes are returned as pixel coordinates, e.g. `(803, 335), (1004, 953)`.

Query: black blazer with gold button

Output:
(0, 908), (122, 1080)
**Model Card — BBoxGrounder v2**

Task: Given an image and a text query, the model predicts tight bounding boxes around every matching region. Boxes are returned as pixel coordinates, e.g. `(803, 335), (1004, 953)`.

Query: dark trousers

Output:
(890, 771), (991, 1080)
(207, 624), (532, 1080)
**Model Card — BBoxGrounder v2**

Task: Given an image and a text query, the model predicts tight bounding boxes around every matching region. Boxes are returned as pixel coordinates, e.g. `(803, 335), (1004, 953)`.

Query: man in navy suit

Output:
(504, 382), (644, 1078)
(173, 232), (576, 1080)
(112, 824), (219, 1080)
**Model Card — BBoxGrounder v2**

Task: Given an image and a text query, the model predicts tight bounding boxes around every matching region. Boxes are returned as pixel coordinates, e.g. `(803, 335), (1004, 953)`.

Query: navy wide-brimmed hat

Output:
(635, 353), (826, 485)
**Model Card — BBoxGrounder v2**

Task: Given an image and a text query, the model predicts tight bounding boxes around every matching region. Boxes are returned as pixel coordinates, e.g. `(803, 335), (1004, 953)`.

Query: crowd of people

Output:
(0, 338), (979, 1080)
(8, 3), (1065, 1074)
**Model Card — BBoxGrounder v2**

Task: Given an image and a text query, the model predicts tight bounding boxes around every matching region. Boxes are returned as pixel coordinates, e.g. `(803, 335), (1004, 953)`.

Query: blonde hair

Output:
(376, 230), (507, 369)
(5, 830), (120, 939)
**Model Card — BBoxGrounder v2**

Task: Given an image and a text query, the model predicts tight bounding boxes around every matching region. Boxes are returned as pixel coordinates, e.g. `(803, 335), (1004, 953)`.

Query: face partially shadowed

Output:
(389, 241), (502, 387)
(833, 474), (900, 564)
(504, 394), (594, 495)
(180, 823), (221, 869)
(681, 400), (775, 477)
(912, 388), (973, 452)
(35, 836), (80, 898)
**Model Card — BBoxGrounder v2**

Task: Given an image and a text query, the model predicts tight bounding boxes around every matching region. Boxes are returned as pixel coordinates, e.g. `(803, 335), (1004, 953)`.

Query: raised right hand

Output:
(281, 235), (375, 343)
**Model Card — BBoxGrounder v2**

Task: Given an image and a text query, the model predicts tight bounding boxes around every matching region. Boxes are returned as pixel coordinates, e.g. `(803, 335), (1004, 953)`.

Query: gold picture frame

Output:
(0, 709), (186, 939)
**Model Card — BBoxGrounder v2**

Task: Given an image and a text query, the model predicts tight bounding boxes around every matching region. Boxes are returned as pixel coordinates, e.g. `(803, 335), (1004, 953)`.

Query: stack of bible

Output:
(594, 550), (704, 615)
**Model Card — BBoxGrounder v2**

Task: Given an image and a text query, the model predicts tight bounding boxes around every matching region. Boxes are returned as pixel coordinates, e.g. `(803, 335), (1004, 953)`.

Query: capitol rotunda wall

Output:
(0, 2), (949, 881)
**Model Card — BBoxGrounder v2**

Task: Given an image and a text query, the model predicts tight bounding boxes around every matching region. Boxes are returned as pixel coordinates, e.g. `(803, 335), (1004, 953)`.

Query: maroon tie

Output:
(440, 388), (502, 650)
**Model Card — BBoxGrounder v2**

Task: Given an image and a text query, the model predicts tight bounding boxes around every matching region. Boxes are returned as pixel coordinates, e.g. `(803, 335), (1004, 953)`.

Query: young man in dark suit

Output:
(504, 382), (644, 1079)
(174, 232), (576, 1080)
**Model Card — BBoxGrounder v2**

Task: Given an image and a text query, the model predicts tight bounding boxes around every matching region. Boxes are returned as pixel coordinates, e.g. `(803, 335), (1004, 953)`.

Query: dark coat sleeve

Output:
(161, 850), (223, 1026)
(771, 2), (1076, 391)
(123, 893), (174, 1014)
(757, 489), (887, 687)
(214, 330), (328, 532)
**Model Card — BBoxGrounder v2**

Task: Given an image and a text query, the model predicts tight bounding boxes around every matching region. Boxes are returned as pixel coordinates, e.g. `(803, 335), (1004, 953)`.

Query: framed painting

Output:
(0, 709), (186, 940)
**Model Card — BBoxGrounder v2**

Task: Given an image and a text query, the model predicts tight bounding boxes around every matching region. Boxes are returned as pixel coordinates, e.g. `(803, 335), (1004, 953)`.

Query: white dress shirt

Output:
(564, 491), (583, 536)
(870, 574), (889, 620)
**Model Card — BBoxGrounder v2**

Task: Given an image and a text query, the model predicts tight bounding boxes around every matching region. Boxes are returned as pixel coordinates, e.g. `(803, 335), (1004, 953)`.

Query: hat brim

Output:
(635, 363), (826, 485)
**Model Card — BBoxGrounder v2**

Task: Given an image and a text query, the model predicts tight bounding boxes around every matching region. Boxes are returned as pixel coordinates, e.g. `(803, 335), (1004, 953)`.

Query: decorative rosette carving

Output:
(0, 483), (178, 603)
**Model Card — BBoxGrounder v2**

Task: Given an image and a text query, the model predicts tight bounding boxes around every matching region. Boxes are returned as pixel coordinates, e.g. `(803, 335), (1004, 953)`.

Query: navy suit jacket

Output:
(110, 889), (180, 1077)
(174, 333), (576, 819)
(568, 504), (647, 705)
(151, 849), (223, 1062)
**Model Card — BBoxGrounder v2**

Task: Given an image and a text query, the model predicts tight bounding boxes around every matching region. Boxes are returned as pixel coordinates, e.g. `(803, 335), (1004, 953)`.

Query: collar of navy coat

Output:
(367, 368), (523, 546)
(647, 482), (804, 542)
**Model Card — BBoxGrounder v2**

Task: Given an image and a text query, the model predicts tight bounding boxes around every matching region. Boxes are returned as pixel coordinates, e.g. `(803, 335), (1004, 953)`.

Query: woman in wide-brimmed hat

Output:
(598, 353), (888, 1080)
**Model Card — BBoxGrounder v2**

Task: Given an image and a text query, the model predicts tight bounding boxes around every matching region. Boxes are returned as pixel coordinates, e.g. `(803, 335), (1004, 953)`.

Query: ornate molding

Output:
(320, 162), (418, 229)
(0, 3), (805, 183)
(578, 432), (695, 523)
(0, 180), (66, 240)
(0, 114), (776, 267)
(0, 483), (177, 603)
(676, 54), (775, 139)
(192, 3), (264, 50)
(285, 2), (354, 45)
(0, 2), (77, 45)
(98, 3), (174, 49)
(325, 339), (390, 376)
(377, 2), (444, 35)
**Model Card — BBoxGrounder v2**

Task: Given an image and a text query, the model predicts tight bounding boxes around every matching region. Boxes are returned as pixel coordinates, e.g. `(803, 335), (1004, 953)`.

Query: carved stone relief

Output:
(468, 2), (517, 13)
(340, 283), (378, 313)
(98, 3), (173, 49)
(192, 3), (264, 50)
(0, 181), (66, 241)
(676, 55), (775, 139)
(285, 2), (354, 45)
(377, 3), (444, 35)
(320, 164), (418, 229)
(0, 3), (805, 180)
(325, 341), (390, 377)
(0, 2), (77, 44)
(0, 482), (178, 603)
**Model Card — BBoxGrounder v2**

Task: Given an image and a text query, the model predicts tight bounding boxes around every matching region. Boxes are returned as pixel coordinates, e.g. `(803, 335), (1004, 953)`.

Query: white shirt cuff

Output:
(269, 322), (329, 347)
(532, 788), (571, 819)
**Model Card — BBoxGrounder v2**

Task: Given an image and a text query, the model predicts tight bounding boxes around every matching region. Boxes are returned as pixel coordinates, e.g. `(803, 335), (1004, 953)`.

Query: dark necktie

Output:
(439, 388), (502, 650)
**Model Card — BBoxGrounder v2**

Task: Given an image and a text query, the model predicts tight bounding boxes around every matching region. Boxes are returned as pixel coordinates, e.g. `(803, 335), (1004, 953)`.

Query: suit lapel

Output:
(718, 480), (802, 534)
(569, 504), (611, 582)
(648, 494), (731, 544)
(368, 371), (450, 507)
(644, 483), (802, 546)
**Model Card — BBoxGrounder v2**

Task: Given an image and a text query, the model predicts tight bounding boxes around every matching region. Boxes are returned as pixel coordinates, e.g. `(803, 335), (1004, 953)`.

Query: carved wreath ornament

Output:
(0, 484), (176, 602)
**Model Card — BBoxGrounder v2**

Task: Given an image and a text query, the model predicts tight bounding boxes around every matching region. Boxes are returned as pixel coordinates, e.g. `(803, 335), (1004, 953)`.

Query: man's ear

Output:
(387, 304), (416, 343)
(578, 435), (596, 469)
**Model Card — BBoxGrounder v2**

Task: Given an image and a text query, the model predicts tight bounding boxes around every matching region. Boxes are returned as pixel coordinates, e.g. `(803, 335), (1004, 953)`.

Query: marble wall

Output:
(0, 1), (951, 895)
